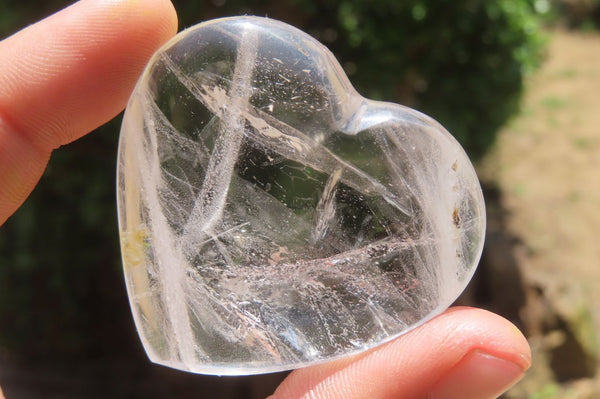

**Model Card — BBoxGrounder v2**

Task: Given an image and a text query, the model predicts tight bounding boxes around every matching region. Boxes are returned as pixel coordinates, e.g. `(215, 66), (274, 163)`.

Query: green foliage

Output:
(0, 0), (72, 38)
(0, 1), (22, 38)
(531, 383), (561, 399)
(173, 0), (545, 158)
(302, 0), (545, 158)
(549, 0), (600, 30)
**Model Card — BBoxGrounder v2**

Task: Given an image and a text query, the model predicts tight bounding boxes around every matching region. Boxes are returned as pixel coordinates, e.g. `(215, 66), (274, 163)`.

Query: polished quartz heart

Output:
(117, 16), (485, 375)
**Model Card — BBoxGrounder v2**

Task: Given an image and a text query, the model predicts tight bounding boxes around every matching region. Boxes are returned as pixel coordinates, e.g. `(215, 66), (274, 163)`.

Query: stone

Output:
(116, 16), (486, 376)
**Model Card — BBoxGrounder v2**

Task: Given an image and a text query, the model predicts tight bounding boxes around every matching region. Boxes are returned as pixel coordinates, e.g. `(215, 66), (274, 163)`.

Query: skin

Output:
(0, 1), (531, 398)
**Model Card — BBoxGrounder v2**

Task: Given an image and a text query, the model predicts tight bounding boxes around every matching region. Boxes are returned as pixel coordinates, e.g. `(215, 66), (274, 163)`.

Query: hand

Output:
(0, 1), (531, 398)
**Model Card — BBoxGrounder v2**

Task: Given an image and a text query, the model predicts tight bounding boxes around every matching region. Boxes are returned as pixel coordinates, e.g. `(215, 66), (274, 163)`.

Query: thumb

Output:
(270, 307), (530, 399)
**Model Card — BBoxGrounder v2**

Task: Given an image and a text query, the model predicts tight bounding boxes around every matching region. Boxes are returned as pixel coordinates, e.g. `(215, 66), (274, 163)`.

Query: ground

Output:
(480, 29), (600, 398)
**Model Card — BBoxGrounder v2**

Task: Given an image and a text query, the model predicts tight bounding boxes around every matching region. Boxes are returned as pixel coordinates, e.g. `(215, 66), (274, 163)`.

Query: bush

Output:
(549, 0), (600, 30)
(175, 0), (546, 158)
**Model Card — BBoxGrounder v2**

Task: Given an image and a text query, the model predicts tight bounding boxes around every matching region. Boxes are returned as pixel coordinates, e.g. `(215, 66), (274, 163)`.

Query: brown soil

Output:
(481, 30), (600, 398)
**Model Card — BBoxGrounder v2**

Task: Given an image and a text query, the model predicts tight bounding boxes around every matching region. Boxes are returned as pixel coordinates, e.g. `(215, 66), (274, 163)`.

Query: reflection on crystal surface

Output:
(117, 16), (486, 375)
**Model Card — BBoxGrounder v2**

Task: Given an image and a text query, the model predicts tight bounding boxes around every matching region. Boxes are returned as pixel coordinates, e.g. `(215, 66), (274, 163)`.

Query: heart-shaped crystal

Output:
(117, 16), (485, 375)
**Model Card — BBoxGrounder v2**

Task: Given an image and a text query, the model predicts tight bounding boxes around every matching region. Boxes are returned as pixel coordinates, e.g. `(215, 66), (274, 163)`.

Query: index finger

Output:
(0, 0), (178, 225)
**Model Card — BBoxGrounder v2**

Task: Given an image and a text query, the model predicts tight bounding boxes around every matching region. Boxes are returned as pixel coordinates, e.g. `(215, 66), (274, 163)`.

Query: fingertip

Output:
(100, 0), (179, 43)
(428, 350), (525, 399)
(431, 307), (531, 370)
(0, 0), (179, 150)
(271, 307), (531, 399)
(79, 0), (178, 36)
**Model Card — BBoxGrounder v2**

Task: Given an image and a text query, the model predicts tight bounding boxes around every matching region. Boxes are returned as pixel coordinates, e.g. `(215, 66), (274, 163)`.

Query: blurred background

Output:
(0, 0), (598, 397)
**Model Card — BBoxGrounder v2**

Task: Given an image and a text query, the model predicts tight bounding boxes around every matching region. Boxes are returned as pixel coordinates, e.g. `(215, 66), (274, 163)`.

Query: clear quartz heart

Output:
(117, 16), (485, 376)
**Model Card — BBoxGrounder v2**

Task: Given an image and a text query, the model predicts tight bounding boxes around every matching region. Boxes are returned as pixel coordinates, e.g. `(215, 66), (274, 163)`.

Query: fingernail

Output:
(428, 350), (526, 399)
